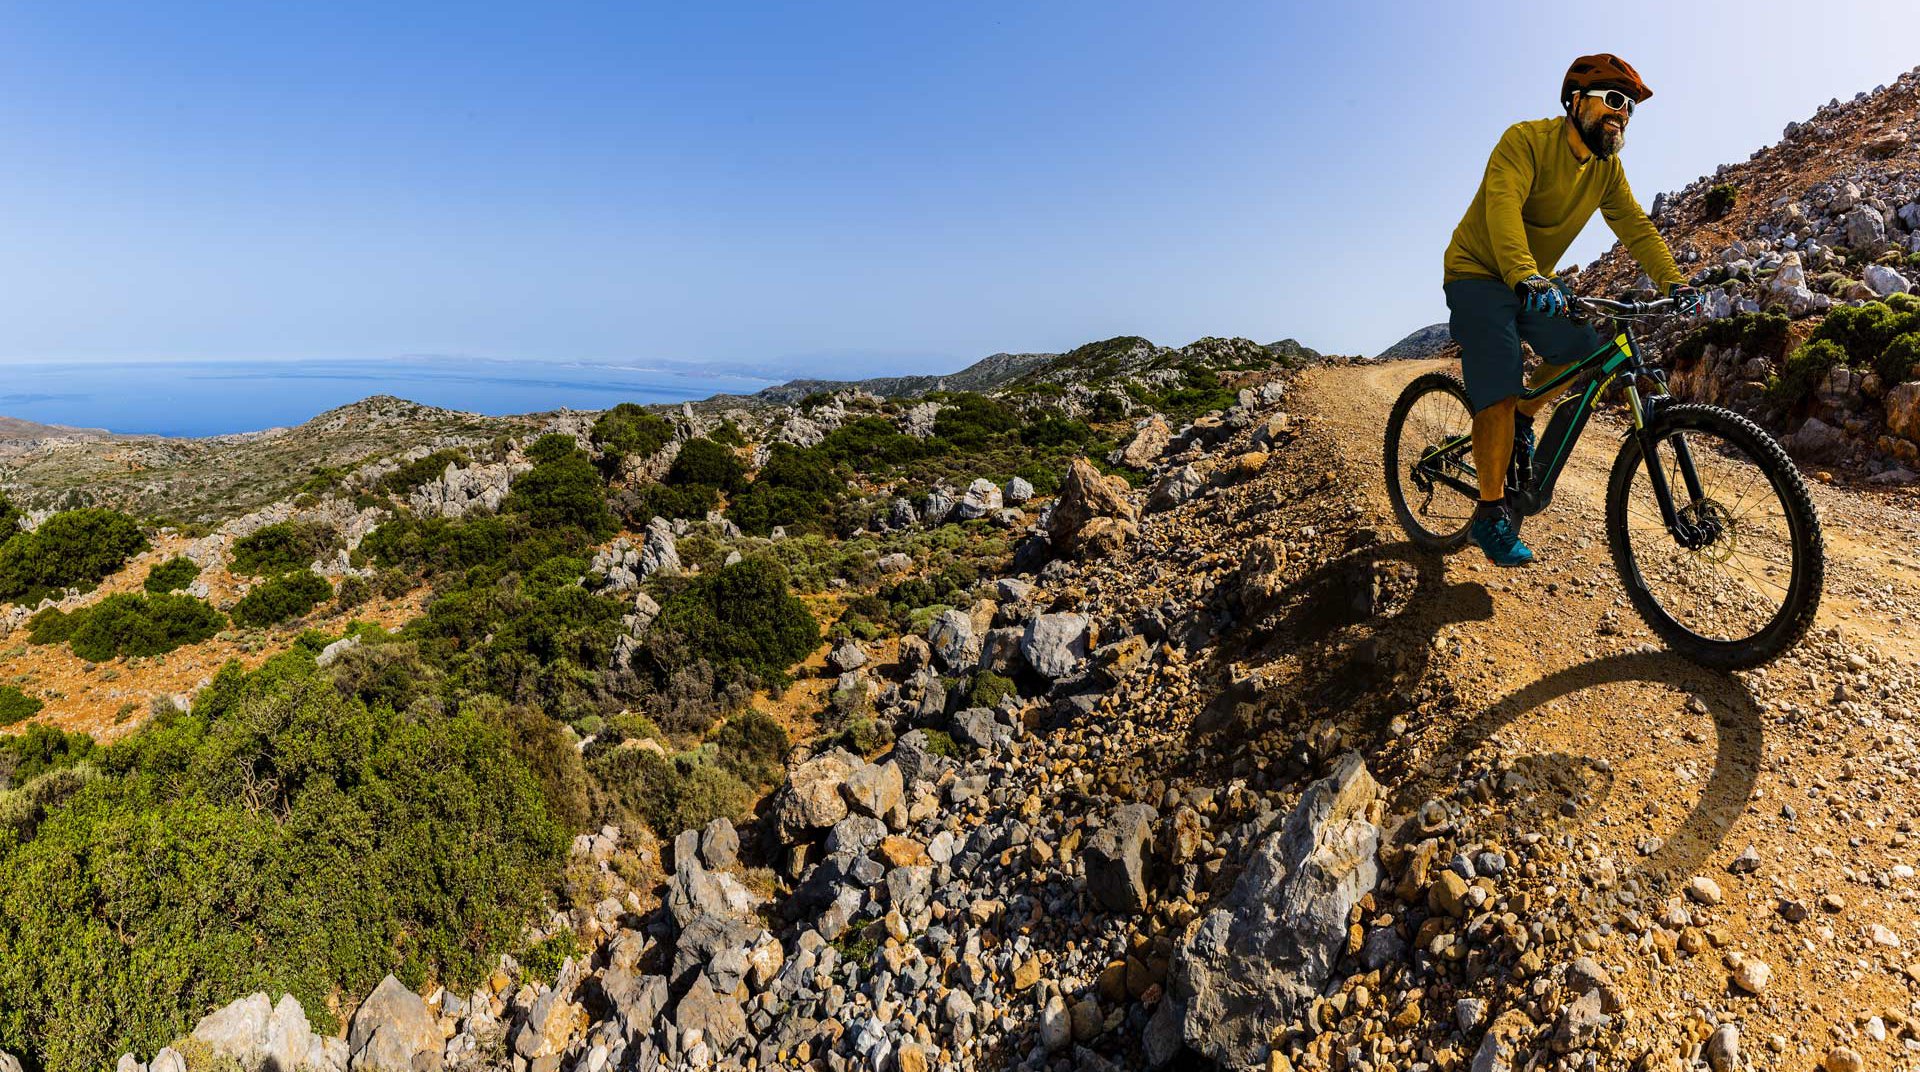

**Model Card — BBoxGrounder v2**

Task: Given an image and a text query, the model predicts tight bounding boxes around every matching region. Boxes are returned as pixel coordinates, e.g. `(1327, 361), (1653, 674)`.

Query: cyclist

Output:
(1442, 53), (1700, 566)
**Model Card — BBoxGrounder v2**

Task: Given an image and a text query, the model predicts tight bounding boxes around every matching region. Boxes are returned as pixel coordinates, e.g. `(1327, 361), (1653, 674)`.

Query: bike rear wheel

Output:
(1385, 372), (1478, 550)
(1605, 403), (1822, 669)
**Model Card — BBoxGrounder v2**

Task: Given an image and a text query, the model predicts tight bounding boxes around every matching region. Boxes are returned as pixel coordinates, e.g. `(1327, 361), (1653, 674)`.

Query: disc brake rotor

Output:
(1677, 498), (1736, 561)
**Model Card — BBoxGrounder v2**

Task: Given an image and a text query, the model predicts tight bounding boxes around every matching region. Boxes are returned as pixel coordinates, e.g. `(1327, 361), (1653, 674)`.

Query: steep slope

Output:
(1377, 323), (1452, 361)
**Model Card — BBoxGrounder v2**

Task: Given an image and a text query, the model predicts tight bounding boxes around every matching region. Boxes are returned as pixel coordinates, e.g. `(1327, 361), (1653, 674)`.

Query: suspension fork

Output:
(1627, 372), (1710, 543)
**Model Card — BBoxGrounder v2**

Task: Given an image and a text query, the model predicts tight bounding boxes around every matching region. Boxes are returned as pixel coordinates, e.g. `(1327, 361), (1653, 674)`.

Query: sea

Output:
(0, 357), (783, 438)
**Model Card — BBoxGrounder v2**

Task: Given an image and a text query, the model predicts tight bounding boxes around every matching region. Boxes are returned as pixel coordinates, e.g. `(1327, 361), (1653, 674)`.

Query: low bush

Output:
(144, 556), (201, 593)
(65, 593), (226, 662)
(1668, 311), (1790, 368)
(0, 685), (43, 728)
(1766, 339), (1848, 407)
(1703, 182), (1737, 219)
(232, 571), (333, 628)
(334, 574), (372, 610)
(0, 660), (565, 1071)
(666, 438), (748, 493)
(1880, 332), (1920, 385)
(587, 746), (750, 837)
(231, 521), (338, 576)
(617, 482), (719, 524)
(643, 558), (820, 692)
(0, 723), (95, 785)
(0, 494), (22, 541)
(726, 444), (847, 537)
(707, 709), (790, 790)
(967, 670), (1017, 709)
(0, 508), (148, 605)
(591, 404), (675, 466)
(505, 437), (619, 539)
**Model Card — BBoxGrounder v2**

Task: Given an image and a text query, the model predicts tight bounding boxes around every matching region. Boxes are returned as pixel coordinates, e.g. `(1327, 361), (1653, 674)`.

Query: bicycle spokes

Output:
(1621, 429), (1798, 643)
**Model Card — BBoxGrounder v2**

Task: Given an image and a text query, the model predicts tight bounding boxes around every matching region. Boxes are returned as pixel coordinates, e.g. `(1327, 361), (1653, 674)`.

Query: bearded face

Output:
(1571, 92), (1629, 159)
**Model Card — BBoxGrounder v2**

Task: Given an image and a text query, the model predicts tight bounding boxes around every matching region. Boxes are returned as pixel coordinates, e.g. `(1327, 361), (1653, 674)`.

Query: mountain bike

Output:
(1383, 292), (1823, 670)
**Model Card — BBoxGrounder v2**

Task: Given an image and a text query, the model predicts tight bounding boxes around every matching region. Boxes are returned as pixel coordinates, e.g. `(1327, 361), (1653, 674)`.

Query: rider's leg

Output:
(1516, 362), (1574, 420)
(1472, 397), (1516, 504)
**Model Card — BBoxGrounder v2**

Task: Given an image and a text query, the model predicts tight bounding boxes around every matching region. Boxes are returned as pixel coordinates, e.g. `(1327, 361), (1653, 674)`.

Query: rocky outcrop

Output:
(1047, 459), (1139, 558)
(1112, 415), (1171, 468)
(1173, 752), (1384, 1067)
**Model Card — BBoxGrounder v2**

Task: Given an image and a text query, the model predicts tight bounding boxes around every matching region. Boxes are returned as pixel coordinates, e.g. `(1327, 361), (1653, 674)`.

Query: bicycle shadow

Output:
(1392, 649), (1764, 888)
(1185, 538), (1763, 890)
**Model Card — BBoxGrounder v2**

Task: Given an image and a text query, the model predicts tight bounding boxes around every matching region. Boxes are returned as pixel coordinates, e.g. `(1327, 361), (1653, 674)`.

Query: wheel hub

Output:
(1674, 498), (1733, 557)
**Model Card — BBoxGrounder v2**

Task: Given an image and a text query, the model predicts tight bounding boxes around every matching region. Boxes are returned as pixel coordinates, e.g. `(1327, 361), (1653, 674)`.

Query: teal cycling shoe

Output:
(1471, 508), (1534, 567)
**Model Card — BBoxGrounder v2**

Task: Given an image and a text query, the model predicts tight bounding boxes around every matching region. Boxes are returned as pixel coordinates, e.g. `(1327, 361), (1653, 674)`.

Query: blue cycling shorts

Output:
(1444, 277), (1608, 414)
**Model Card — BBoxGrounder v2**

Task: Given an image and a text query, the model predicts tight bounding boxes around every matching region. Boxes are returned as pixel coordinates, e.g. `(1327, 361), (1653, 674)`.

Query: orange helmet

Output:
(1562, 53), (1652, 110)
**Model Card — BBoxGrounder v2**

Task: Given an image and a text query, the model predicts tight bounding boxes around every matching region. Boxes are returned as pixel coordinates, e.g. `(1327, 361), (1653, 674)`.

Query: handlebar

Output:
(1576, 295), (1676, 315)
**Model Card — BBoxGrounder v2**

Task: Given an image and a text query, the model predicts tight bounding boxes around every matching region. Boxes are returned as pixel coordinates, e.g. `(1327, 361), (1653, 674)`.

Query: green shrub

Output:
(1669, 311), (1790, 368)
(1889, 292), (1920, 314)
(517, 930), (580, 983)
(334, 574), (373, 610)
(0, 508), (148, 605)
(1703, 182), (1737, 219)
(591, 404), (675, 465)
(1020, 416), (1096, 449)
(505, 440), (619, 539)
(587, 746), (750, 837)
(0, 664), (564, 1071)
(708, 709), (790, 789)
(0, 723), (95, 784)
(726, 444), (847, 537)
(967, 670), (1017, 709)
(1767, 339), (1848, 406)
(667, 438), (748, 493)
(144, 556), (202, 594)
(25, 607), (79, 646)
(375, 567), (413, 599)
(919, 728), (958, 758)
(230, 521), (338, 577)
(65, 593), (226, 662)
(819, 418), (930, 472)
(1880, 332), (1920, 385)
(1809, 302), (1920, 368)
(378, 449), (468, 495)
(708, 420), (746, 447)
(0, 494), (22, 542)
(618, 482), (719, 524)
(645, 558), (820, 691)
(0, 685), (43, 728)
(232, 571), (333, 629)
(932, 394), (1020, 451)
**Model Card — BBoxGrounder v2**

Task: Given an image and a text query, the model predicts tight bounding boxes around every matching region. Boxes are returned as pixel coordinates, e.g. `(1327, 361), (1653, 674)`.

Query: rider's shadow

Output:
(1189, 539), (1494, 783)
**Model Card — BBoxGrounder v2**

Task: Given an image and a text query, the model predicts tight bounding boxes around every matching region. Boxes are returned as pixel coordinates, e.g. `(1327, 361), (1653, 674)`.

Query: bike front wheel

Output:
(1384, 371), (1478, 550)
(1605, 403), (1823, 669)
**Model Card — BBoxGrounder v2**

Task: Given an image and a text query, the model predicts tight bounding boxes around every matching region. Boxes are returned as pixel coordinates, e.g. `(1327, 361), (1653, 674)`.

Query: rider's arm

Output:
(1600, 165), (1685, 291)
(1483, 126), (1542, 289)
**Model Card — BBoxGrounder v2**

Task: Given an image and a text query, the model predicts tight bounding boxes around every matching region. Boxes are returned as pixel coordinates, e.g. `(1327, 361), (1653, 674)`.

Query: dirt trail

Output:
(1300, 357), (1920, 1060)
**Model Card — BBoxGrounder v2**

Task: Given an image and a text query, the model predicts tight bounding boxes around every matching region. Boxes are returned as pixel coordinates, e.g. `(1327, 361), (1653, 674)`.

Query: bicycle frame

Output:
(1413, 307), (1717, 543)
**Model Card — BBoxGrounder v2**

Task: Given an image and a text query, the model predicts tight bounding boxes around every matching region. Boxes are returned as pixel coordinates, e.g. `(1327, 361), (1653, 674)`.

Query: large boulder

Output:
(1865, 263), (1913, 297)
(1783, 416), (1849, 462)
(1083, 803), (1160, 913)
(1020, 613), (1090, 679)
(1147, 464), (1207, 512)
(347, 976), (441, 1072)
(1047, 459), (1138, 558)
(926, 609), (981, 671)
(1113, 415), (1172, 468)
(954, 478), (1003, 520)
(773, 749), (861, 843)
(1887, 381), (1920, 440)
(675, 976), (748, 1055)
(187, 993), (326, 1072)
(1173, 752), (1383, 1068)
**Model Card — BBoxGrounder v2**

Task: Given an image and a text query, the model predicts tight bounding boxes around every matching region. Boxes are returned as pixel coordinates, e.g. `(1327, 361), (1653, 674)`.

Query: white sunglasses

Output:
(1574, 88), (1636, 115)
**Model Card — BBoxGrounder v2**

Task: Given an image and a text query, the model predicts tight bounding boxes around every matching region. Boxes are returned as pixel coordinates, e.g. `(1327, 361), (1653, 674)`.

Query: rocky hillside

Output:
(1571, 64), (1920, 483)
(1377, 324), (1451, 362)
(58, 347), (1920, 1072)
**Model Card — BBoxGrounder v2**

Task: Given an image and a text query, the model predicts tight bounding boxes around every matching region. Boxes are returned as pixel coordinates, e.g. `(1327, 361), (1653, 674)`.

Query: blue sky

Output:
(1, 1), (1915, 377)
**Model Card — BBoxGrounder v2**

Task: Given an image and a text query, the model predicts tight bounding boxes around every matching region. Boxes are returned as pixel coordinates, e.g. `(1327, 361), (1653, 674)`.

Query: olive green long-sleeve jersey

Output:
(1443, 117), (1683, 291)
